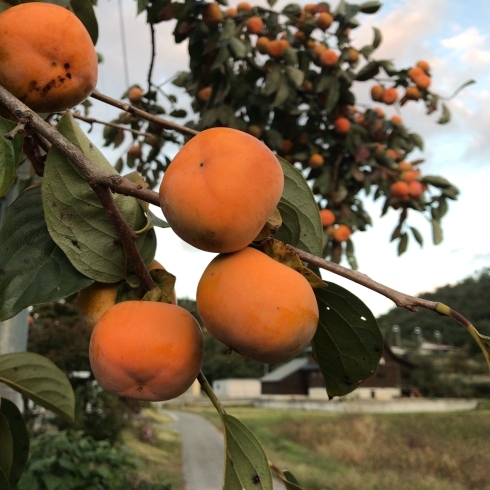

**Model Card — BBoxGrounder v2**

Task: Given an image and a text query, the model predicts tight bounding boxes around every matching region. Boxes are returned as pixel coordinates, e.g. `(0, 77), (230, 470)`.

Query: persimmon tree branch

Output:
(90, 90), (198, 137)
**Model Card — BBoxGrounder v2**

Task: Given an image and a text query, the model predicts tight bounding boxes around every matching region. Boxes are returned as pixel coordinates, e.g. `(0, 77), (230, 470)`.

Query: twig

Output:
(63, 112), (150, 138)
(91, 90), (198, 137)
(148, 22), (156, 90)
(197, 371), (226, 416)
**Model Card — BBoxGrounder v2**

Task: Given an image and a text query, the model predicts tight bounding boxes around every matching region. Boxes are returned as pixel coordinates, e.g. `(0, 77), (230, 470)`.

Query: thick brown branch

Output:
(91, 90), (198, 137)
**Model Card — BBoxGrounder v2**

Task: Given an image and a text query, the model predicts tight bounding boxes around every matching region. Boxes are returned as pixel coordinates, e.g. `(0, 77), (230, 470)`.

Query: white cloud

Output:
(441, 27), (486, 50)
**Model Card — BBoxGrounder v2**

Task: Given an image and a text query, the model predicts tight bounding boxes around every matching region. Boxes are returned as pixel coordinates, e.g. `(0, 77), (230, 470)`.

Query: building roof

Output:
(261, 358), (309, 382)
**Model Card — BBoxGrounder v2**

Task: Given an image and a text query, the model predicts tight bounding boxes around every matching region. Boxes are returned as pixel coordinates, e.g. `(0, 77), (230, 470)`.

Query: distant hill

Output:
(377, 268), (490, 353)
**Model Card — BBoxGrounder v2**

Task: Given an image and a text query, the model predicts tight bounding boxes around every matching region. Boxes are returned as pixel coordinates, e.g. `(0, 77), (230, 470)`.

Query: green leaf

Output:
(146, 209), (170, 229)
(267, 0), (278, 7)
(223, 414), (273, 490)
(437, 103), (451, 124)
(70, 0), (98, 45)
(397, 232), (408, 256)
(281, 3), (301, 15)
(420, 175), (452, 188)
(410, 226), (423, 247)
(285, 66), (304, 88)
(277, 202), (301, 246)
(431, 219), (443, 245)
(137, 0), (149, 15)
(273, 81), (290, 107)
(355, 61), (380, 81)
(0, 117), (23, 198)
(264, 65), (282, 96)
(0, 186), (92, 321)
(229, 36), (247, 59)
(372, 27), (382, 49)
(0, 399), (29, 486)
(172, 71), (189, 87)
(325, 80), (340, 114)
(169, 109), (187, 118)
(271, 468), (303, 490)
(275, 157), (323, 257)
(312, 282), (383, 397)
(0, 352), (75, 423)
(42, 113), (155, 283)
(409, 132), (424, 151)
(0, 411), (13, 482)
(220, 19), (236, 40)
(359, 1), (381, 14)
(0, 469), (10, 490)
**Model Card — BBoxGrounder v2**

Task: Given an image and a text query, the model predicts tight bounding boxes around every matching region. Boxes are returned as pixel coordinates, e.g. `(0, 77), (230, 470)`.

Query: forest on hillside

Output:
(377, 267), (490, 354)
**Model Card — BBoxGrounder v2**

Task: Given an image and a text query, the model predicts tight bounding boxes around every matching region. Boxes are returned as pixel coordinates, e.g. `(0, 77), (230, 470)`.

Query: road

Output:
(164, 410), (285, 490)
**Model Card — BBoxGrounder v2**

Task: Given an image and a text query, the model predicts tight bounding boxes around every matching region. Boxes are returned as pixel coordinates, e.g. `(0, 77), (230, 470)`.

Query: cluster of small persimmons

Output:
(0, 3), (323, 403)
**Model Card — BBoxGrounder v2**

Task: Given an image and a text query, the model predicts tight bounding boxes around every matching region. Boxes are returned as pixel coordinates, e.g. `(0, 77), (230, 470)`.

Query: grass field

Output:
(186, 405), (490, 490)
(122, 409), (184, 490)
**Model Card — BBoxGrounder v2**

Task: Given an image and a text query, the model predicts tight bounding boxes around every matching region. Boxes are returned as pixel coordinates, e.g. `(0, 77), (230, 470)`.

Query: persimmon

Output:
(374, 107), (385, 118)
(308, 153), (324, 168)
(400, 169), (420, 183)
(414, 74), (431, 90)
(237, 2), (253, 12)
(348, 48), (359, 63)
(320, 49), (339, 67)
(128, 87), (143, 103)
(371, 85), (384, 102)
(225, 6), (237, 17)
(416, 60), (430, 73)
(256, 36), (270, 54)
(332, 224), (351, 242)
(316, 12), (333, 30)
(320, 209), (336, 227)
(197, 86), (212, 102)
(128, 145), (142, 159)
(304, 3), (317, 13)
(408, 66), (424, 83)
(386, 148), (397, 160)
(196, 247), (319, 364)
(405, 86), (421, 100)
(246, 16), (263, 34)
(334, 116), (351, 135)
(267, 40), (287, 59)
(382, 87), (398, 105)
(409, 180), (424, 198)
(391, 115), (403, 125)
(397, 161), (412, 172)
(248, 124), (262, 138)
(77, 260), (177, 333)
(202, 3), (223, 27)
(159, 128), (284, 253)
(89, 301), (203, 401)
(390, 181), (410, 198)
(0, 3), (98, 113)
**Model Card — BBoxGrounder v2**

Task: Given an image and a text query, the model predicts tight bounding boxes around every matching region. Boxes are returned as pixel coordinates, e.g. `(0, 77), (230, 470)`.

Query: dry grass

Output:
(188, 406), (490, 490)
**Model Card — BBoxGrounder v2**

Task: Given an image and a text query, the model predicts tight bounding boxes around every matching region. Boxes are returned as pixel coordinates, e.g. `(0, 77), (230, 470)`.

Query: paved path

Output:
(163, 410), (285, 490)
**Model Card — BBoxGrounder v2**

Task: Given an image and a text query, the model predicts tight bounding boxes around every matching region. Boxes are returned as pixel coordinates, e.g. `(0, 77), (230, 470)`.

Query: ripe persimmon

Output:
(196, 247), (319, 364)
(159, 128), (284, 253)
(332, 224), (351, 242)
(225, 6), (237, 17)
(256, 36), (270, 54)
(197, 86), (212, 102)
(246, 16), (264, 34)
(382, 87), (398, 105)
(128, 87), (143, 103)
(237, 1), (253, 12)
(267, 40), (287, 59)
(308, 153), (324, 168)
(320, 49), (339, 67)
(316, 11), (333, 30)
(397, 161), (412, 172)
(414, 74), (431, 90)
(0, 3), (98, 113)
(390, 181), (410, 198)
(408, 66), (424, 82)
(320, 209), (336, 227)
(409, 180), (424, 198)
(202, 3), (223, 27)
(334, 116), (351, 135)
(405, 86), (421, 100)
(89, 301), (203, 401)
(128, 145), (142, 159)
(391, 115), (403, 125)
(371, 85), (384, 102)
(416, 60), (430, 73)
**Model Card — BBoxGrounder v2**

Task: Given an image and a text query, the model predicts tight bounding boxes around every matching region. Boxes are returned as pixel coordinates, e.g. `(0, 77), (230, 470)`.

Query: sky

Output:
(87, 0), (490, 319)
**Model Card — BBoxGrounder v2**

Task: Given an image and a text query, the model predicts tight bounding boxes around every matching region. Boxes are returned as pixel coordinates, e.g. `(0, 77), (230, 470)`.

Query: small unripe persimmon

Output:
(374, 107), (385, 118)
(202, 3), (223, 27)
(320, 209), (336, 227)
(308, 153), (324, 169)
(334, 116), (350, 135)
(89, 301), (203, 401)
(320, 49), (339, 67)
(390, 181), (410, 198)
(316, 11), (333, 30)
(348, 48), (359, 63)
(332, 224), (351, 242)
(371, 85), (384, 102)
(248, 124), (262, 138)
(128, 87), (143, 103)
(197, 247), (319, 364)
(246, 16), (263, 34)
(382, 87), (398, 105)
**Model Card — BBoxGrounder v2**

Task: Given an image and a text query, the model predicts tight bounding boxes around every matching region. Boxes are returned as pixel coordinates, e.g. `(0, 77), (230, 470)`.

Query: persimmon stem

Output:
(197, 371), (226, 416)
